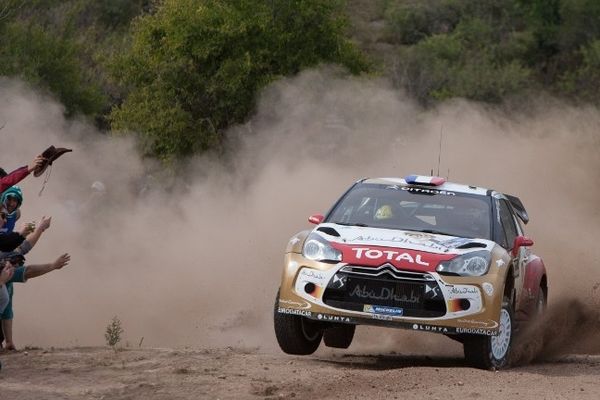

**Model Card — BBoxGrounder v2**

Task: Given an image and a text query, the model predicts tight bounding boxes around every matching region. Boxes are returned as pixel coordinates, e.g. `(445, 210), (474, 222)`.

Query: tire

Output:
(534, 285), (547, 319)
(273, 290), (322, 355)
(323, 324), (356, 349)
(463, 296), (514, 370)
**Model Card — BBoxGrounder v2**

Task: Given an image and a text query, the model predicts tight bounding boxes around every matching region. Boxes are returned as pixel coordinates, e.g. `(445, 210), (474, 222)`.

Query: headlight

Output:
(302, 233), (342, 262)
(436, 250), (491, 276)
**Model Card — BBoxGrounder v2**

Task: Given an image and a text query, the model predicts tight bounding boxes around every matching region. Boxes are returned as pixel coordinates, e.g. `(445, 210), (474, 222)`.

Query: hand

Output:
(38, 216), (51, 231)
(52, 253), (70, 270)
(28, 155), (45, 173)
(20, 221), (36, 237)
(0, 263), (15, 284)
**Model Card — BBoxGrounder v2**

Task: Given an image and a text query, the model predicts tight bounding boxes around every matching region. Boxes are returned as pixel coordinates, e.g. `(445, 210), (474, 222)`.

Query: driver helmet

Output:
(375, 204), (394, 220)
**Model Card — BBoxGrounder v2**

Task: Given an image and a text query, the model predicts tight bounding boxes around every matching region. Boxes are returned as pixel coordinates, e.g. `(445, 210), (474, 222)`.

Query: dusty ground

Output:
(1, 345), (600, 400)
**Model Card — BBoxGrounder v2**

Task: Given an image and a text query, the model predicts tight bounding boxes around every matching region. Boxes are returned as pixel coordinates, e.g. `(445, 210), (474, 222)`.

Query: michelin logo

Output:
(363, 304), (404, 316)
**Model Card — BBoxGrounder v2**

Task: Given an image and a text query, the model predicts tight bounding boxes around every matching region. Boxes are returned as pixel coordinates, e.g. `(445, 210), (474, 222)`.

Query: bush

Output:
(105, 316), (124, 348)
(0, 21), (105, 117)
(109, 0), (369, 162)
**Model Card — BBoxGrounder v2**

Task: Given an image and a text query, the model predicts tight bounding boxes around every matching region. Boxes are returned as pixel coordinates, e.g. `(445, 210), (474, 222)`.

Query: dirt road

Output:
(1, 345), (600, 400)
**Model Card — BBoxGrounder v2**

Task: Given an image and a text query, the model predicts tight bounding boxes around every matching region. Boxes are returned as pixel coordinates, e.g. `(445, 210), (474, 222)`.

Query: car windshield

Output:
(326, 183), (492, 240)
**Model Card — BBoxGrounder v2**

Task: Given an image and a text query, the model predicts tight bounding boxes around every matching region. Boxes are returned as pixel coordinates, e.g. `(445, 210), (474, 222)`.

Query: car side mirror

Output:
(512, 235), (534, 256)
(308, 214), (324, 225)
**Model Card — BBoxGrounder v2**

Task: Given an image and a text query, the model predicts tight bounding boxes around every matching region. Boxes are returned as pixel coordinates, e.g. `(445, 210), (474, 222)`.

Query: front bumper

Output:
(278, 253), (505, 336)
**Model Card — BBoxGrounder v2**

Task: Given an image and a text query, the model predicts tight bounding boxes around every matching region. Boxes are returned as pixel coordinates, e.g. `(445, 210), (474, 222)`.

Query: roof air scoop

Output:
(405, 175), (446, 186)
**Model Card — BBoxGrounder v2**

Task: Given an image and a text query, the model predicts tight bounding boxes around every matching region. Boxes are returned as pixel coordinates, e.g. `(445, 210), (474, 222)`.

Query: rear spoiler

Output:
(505, 194), (529, 224)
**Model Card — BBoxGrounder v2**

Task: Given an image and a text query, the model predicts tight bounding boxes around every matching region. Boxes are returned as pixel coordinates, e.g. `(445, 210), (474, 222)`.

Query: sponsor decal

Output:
(456, 327), (497, 336)
(289, 237), (301, 246)
(332, 274), (347, 289)
(449, 287), (479, 295)
(482, 282), (494, 296)
(316, 314), (351, 323)
(371, 314), (393, 321)
(424, 284), (442, 300)
(350, 285), (420, 304)
(412, 323), (450, 333)
(363, 304), (404, 316)
(278, 307), (312, 317)
(401, 187), (456, 196)
(342, 235), (458, 253)
(496, 259), (505, 268)
(433, 237), (471, 248)
(278, 299), (312, 309)
(351, 247), (430, 266)
(457, 319), (499, 329)
(299, 269), (326, 281)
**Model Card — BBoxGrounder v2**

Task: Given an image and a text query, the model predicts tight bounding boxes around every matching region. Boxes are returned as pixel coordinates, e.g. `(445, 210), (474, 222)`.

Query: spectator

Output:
(0, 186), (23, 234)
(0, 155), (45, 195)
(0, 186), (26, 350)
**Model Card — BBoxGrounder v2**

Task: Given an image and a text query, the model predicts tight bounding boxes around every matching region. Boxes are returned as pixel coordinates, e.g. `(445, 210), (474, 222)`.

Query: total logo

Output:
(351, 248), (429, 266)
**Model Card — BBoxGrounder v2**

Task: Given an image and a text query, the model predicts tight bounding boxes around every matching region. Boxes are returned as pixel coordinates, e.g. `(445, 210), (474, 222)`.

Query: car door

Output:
(497, 199), (529, 307)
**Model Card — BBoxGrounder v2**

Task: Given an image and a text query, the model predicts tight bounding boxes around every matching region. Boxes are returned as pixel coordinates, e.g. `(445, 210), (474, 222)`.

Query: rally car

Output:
(274, 175), (548, 369)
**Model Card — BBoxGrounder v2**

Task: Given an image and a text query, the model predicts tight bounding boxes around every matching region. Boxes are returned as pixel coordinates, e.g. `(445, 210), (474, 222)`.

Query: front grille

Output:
(323, 264), (446, 318)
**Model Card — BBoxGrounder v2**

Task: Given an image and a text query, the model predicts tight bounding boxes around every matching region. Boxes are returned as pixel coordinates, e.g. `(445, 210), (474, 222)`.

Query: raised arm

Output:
(24, 253), (70, 280)
(18, 216), (51, 254)
(0, 156), (44, 193)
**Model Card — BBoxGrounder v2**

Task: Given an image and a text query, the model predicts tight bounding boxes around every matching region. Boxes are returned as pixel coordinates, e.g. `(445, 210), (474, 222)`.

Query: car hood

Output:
(314, 223), (495, 272)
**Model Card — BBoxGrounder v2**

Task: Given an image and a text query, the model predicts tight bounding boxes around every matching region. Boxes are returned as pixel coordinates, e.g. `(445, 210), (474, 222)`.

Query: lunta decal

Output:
(316, 314), (351, 323)
(412, 323), (449, 333)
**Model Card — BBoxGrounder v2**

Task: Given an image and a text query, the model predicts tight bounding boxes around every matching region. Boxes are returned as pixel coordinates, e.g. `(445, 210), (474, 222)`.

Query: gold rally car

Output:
(274, 175), (548, 369)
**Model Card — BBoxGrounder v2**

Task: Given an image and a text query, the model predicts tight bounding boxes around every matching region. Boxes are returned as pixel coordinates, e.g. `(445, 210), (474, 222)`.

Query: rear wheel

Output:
(463, 296), (513, 370)
(323, 324), (356, 349)
(534, 285), (547, 319)
(273, 290), (322, 355)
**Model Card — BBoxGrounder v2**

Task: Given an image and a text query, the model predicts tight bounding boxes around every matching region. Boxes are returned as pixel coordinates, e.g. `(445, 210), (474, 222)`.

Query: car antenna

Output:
(436, 125), (444, 176)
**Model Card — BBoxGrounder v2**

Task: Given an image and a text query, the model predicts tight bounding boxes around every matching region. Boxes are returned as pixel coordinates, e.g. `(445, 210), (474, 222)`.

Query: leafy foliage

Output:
(0, 20), (105, 117)
(109, 0), (368, 162)
(385, 0), (600, 105)
(105, 316), (124, 348)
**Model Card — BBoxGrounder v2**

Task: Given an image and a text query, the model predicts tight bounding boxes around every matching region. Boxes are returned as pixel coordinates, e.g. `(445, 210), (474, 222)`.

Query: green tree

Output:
(0, 21), (105, 117)
(109, 0), (368, 162)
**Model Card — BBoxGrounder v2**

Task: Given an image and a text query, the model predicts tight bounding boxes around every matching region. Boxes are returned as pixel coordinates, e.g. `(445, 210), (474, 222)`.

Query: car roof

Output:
(361, 177), (491, 196)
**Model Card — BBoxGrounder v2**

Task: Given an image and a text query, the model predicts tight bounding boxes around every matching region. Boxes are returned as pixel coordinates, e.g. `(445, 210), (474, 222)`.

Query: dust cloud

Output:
(1, 70), (599, 359)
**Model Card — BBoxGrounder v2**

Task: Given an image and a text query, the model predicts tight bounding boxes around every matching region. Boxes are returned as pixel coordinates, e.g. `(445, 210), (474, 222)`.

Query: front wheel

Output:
(273, 290), (322, 355)
(463, 296), (514, 370)
(323, 324), (355, 349)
